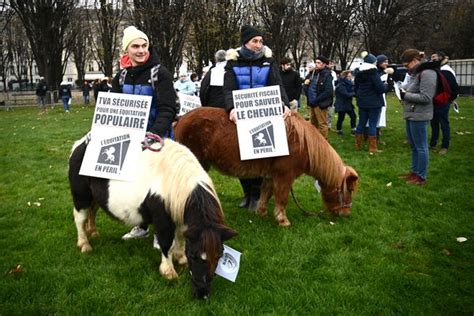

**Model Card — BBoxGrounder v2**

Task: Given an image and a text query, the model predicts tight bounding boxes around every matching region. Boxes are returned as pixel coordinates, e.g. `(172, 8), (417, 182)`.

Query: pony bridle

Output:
(331, 166), (352, 212)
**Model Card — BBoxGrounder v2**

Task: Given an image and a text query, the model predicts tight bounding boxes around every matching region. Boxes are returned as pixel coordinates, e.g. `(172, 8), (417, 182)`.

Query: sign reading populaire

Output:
(79, 91), (151, 181)
(177, 92), (201, 116)
(233, 85), (289, 160)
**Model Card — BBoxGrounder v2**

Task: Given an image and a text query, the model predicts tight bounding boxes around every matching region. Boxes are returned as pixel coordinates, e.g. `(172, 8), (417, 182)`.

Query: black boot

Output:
(247, 195), (258, 212)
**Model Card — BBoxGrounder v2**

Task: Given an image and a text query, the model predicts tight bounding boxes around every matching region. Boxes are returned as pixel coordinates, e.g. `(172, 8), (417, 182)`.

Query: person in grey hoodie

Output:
(399, 49), (438, 185)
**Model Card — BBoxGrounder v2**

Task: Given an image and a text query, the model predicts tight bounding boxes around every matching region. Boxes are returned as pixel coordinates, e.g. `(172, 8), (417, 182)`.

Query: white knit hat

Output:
(122, 26), (149, 51)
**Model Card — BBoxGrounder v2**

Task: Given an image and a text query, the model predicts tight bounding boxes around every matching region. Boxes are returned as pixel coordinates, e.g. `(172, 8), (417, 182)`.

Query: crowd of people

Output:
(34, 24), (459, 242)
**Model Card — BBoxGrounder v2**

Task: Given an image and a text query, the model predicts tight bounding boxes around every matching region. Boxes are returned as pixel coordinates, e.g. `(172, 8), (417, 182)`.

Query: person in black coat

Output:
(199, 49), (227, 107)
(334, 70), (356, 135)
(429, 51), (460, 155)
(279, 57), (302, 110)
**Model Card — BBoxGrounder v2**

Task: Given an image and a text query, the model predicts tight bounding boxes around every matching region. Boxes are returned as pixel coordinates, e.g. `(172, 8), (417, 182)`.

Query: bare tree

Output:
(307, 0), (358, 62)
(131, 0), (194, 75)
(253, 0), (307, 65)
(85, 0), (125, 77)
(187, 0), (243, 74)
(8, 0), (77, 90)
(357, 0), (432, 58)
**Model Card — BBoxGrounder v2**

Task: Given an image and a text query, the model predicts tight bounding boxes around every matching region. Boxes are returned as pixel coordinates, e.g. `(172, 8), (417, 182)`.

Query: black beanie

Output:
(241, 25), (262, 45)
(316, 55), (330, 65)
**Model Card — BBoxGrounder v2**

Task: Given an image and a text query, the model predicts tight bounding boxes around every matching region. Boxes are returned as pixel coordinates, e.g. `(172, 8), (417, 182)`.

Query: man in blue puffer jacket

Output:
(306, 55), (334, 139)
(223, 25), (291, 211)
(111, 26), (177, 245)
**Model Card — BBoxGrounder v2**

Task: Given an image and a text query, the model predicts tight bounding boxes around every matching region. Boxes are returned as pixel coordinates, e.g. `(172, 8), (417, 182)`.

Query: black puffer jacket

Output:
(111, 48), (176, 137)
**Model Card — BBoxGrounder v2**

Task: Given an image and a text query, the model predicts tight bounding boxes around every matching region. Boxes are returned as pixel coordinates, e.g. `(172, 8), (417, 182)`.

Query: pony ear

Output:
(345, 166), (359, 192)
(221, 226), (238, 242)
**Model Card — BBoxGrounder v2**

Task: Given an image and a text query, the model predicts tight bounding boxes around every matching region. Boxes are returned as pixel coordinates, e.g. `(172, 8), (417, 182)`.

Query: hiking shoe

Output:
(122, 226), (149, 240)
(439, 148), (448, 155)
(336, 130), (343, 136)
(406, 175), (426, 186)
(153, 234), (161, 250)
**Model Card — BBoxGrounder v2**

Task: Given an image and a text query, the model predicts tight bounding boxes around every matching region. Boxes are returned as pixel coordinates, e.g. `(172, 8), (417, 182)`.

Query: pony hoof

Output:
(177, 256), (188, 265)
(79, 243), (93, 252)
(160, 266), (178, 280)
(88, 230), (99, 238)
(277, 218), (291, 227)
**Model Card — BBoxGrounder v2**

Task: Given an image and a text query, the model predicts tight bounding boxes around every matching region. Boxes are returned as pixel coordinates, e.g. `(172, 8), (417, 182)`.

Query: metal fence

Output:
(450, 59), (473, 96)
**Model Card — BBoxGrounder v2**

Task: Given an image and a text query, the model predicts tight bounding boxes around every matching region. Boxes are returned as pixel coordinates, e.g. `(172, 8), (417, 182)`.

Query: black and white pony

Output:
(68, 135), (237, 299)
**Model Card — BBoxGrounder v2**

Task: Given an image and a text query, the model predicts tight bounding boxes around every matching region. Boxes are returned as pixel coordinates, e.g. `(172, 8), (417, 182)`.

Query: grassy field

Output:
(1, 95), (473, 314)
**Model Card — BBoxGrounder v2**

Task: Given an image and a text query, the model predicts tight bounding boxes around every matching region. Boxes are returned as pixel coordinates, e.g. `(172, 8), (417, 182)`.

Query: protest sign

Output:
(215, 245), (241, 282)
(233, 85), (289, 160)
(178, 93), (201, 116)
(79, 92), (151, 181)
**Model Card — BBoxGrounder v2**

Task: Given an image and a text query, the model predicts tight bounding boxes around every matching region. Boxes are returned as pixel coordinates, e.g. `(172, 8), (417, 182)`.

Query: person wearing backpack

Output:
(429, 51), (459, 155)
(398, 49), (438, 186)
(111, 26), (176, 247)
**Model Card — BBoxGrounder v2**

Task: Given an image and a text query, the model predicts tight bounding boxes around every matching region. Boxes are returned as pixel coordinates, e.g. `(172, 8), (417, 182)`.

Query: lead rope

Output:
(290, 187), (324, 218)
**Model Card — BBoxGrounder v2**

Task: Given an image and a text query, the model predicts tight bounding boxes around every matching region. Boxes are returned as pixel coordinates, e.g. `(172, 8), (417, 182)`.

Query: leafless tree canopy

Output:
(8, 0), (77, 89)
(187, 0), (243, 74)
(0, 0), (472, 90)
(130, 0), (194, 74)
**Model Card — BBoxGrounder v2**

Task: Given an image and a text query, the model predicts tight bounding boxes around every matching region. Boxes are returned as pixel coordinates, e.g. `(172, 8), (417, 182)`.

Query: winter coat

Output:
(36, 80), (48, 97)
(174, 78), (196, 96)
(334, 78), (355, 112)
(111, 48), (177, 137)
(58, 84), (71, 98)
(307, 67), (333, 109)
(200, 61), (226, 108)
(82, 83), (91, 96)
(354, 63), (388, 109)
(402, 61), (437, 121)
(223, 46), (289, 111)
(280, 68), (302, 101)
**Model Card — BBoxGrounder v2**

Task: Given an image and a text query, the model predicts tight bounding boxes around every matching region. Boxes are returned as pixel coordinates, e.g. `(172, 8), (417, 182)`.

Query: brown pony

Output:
(174, 107), (359, 226)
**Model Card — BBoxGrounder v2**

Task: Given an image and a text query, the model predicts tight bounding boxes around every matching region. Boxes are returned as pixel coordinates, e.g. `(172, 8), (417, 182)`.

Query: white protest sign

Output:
(215, 245), (241, 282)
(178, 93), (201, 116)
(79, 92), (151, 181)
(233, 85), (289, 160)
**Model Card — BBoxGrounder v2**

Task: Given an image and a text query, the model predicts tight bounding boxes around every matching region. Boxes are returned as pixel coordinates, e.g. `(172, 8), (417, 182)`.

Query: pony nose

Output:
(193, 287), (210, 300)
(338, 207), (352, 216)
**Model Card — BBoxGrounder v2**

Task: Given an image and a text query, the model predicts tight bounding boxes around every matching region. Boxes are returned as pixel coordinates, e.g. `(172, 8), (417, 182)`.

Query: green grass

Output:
(1, 96), (473, 314)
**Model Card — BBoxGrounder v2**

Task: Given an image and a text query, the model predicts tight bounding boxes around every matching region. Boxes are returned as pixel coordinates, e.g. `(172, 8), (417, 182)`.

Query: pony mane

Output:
(286, 114), (345, 188)
(143, 139), (220, 225)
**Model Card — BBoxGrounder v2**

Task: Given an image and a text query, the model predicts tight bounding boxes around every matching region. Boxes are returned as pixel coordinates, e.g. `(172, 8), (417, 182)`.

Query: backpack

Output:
(118, 64), (160, 91)
(432, 69), (452, 107)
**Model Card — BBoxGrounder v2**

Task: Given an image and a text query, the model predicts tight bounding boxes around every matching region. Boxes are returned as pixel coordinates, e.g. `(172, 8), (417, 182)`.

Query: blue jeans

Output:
(430, 103), (450, 149)
(406, 120), (429, 180)
(356, 108), (381, 136)
(62, 96), (70, 111)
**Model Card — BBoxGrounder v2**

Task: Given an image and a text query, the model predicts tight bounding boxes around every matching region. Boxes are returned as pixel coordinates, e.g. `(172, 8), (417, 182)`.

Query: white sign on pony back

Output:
(178, 93), (201, 116)
(79, 92), (151, 181)
(233, 85), (289, 160)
